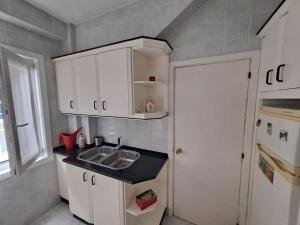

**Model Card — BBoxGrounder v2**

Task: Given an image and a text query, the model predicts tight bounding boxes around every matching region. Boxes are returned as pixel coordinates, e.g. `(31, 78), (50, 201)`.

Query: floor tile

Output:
(29, 202), (194, 225)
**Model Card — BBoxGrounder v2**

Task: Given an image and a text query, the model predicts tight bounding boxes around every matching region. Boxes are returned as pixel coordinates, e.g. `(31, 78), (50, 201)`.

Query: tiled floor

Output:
(30, 202), (194, 225)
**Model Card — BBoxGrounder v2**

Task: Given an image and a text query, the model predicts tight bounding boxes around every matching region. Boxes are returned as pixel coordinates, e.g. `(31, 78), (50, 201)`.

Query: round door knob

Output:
(176, 148), (183, 155)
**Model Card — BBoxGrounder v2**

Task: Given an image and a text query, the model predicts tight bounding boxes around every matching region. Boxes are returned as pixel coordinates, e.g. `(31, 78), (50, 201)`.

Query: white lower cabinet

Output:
(66, 164), (92, 223)
(55, 154), (69, 200)
(91, 172), (124, 225)
(66, 164), (124, 225)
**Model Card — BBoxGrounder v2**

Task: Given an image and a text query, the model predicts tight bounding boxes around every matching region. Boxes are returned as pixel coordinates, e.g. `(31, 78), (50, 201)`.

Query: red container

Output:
(136, 189), (157, 210)
(136, 196), (157, 210)
(58, 128), (81, 150)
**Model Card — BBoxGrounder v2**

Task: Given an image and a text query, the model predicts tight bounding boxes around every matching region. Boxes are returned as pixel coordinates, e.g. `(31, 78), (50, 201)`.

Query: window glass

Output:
(0, 102), (8, 163)
(8, 59), (40, 165)
(0, 46), (51, 176)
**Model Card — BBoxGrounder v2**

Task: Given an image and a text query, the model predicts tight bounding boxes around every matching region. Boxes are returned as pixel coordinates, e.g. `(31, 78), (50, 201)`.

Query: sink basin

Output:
(100, 149), (140, 170)
(77, 146), (115, 165)
(77, 146), (140, 170)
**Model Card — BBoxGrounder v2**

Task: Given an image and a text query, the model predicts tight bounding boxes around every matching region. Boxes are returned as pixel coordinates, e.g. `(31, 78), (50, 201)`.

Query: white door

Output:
(174, 60), (250, 225)
(278, 0), (300, 90)
(66, 164), (92, 223)
(97, 48), (132, 117)
(90, 173), (123, 225)
(73, 55), (99, 115)
(259, 19), (281, 92)
(55, 60), (76, 113)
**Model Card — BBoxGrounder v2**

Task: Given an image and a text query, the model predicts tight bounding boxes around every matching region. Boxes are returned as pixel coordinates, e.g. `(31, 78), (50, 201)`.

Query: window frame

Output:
(0, 44), (53, 178)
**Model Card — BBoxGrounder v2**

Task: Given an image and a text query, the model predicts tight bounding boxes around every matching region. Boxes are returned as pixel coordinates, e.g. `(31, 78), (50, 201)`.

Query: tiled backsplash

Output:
(98, 117), (168, 153)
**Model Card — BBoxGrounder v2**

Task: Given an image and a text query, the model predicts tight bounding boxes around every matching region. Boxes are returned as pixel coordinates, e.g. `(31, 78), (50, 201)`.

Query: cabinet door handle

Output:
(102, 101), (107, 111)
(94, 101), (97, 110)
(266, 69), (273, 85)
(70, 100), (74, 109)
(276, 64), (285, 83)
(91, 175), (95, 185)
(83, 172), (87, 182)
(16, 123), (29, 128)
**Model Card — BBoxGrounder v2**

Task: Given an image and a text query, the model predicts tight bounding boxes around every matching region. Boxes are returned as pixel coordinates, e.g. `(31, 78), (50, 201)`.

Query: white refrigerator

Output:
(250, 106), (300, 225)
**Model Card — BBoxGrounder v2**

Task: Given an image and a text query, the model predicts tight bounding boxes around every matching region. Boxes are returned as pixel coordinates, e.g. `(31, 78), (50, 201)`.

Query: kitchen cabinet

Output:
(66, 164), (92, 223)
(55, 60), (76, 113)
(90, 172), (124, 225)
(62, 151), (168, 225)
(97, 48), (132, 117)
(55, 154), (69, 200)
(259, 19), (282, 92)
(258, 0), (300, 93)
(53, 37), (171, 119)
(278, 0), (300, 90)
(66, 164), (123, 225)
(73, 55), (99, 115)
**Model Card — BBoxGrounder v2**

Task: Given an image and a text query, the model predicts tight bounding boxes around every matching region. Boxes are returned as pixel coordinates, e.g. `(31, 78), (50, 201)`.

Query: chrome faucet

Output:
(116, 136), (121, 150)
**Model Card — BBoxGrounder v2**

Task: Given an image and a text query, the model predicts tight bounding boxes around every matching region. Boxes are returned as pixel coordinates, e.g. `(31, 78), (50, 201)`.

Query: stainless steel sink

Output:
(100, 149), (140, 170)
(77, 146), (140, 170)
(77, 146), (115, 165)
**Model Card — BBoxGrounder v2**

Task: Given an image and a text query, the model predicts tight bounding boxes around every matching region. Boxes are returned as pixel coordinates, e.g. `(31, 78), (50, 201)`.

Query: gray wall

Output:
(0, 1), (69, 224)
(75, 0), (194, 51)
(162, 0), (283, 60)
(75, 0), (282, 60)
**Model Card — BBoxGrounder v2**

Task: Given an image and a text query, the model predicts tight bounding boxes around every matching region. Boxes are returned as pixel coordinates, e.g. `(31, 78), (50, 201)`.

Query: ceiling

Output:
(25, 0), (141, 25)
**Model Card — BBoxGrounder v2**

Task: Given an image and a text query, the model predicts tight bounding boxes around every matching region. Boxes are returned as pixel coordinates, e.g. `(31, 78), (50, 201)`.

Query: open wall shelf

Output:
(126, 200), (159, 216)
(124, 162), (168, 225)
(132, 50), (169, 119)
(134, 81), (165, 86)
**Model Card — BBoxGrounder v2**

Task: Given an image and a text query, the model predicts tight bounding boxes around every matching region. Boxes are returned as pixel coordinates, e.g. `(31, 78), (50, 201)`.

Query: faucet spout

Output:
(116, 136), (121, 150)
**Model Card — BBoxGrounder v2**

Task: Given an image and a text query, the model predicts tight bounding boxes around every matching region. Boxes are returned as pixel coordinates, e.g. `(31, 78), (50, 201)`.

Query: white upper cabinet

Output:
(97, 48), (132, 117)
(53, 37), (171, 119)
(73, 55), (99, 115)
(278, 0), (300, 90)
(258, 0), (300, 94)
(259, 19), (282, 92)
(55, 60), (76, 113)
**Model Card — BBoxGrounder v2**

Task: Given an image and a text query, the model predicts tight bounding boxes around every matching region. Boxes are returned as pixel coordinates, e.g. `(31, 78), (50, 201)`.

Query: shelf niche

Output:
(132, 50), (169, 118)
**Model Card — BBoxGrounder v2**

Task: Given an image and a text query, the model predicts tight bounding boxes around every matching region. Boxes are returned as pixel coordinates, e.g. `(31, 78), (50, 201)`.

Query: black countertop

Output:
(53, 143), (168, 184)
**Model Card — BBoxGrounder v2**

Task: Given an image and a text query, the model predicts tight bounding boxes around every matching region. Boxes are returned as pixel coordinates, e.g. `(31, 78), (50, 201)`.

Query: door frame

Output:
(167, 51), (260, 225)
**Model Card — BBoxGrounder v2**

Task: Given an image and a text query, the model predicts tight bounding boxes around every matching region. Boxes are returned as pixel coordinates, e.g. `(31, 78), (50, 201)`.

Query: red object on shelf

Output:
(58, 128), (82, 150)
(136, 189), (157, 210)
(149, 76), (156, 81)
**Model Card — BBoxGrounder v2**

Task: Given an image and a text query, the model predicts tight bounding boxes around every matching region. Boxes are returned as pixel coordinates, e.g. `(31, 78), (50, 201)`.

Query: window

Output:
(0, 46), (51, 176)
(0, 101), (9, 173)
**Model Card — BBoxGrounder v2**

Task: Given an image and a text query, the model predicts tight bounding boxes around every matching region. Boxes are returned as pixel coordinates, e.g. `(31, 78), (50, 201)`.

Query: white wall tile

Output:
(97, 117), (168, 153)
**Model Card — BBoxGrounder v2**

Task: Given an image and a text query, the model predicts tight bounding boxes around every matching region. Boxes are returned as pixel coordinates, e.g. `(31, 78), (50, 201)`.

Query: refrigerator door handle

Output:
(257, 144), (296, 177)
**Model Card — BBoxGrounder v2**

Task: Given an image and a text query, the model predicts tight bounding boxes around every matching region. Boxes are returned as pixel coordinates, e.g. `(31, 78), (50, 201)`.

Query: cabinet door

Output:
(97, 48), (132, 117)
(278, 1), (300, 90)
(55, 60), (76, 113)
(66, 164), (92, 223)
(258, 20), (281, 92)
(73, 55), (99, 115)
(55, 154), (69, 200)
(90, 173), (123, 225)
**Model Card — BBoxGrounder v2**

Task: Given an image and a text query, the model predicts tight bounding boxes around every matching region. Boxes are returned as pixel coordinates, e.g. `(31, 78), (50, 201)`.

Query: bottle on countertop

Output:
(78, 131), (86, 148)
